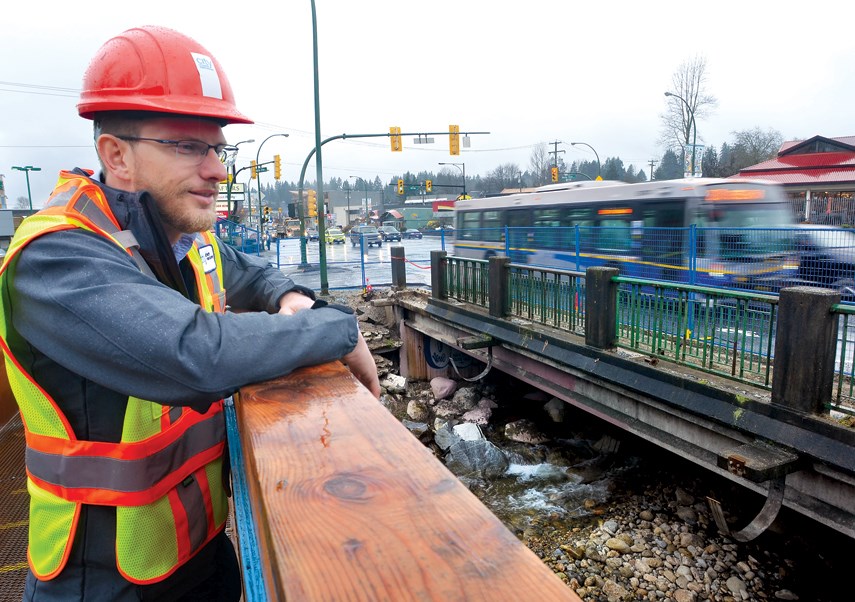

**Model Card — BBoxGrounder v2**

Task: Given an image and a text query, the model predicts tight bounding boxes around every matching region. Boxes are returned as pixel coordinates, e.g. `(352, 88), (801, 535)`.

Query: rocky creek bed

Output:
(334, 289), (848, 602)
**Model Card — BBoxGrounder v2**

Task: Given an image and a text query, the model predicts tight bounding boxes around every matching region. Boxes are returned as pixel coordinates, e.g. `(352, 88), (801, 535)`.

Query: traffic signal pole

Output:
(296, 129), (489, 290)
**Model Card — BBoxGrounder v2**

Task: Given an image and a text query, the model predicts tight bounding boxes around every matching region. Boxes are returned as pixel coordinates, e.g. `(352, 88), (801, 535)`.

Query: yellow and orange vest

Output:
(0, 171), (228, 584)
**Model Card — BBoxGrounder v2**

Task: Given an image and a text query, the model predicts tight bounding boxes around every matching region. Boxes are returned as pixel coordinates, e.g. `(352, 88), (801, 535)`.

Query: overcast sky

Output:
(1, 0), (853, 205)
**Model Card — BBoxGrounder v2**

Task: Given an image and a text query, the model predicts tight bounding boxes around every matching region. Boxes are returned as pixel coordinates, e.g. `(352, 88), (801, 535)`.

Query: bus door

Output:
(506, 209), (532, 264)
(640, 202), (687, 284)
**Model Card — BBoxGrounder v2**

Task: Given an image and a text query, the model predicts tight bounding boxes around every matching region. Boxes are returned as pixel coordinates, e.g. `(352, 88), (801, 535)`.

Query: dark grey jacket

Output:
(13, 170), (359, 601)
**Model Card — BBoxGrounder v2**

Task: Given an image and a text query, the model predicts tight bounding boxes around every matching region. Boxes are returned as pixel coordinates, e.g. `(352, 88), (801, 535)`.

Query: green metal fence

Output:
(446, 256), (489, 307)
(614, 277), (778, 388)
(832, 303), (855, 413)
(441, 254), (855, 410)
(507, 265), (586, 335)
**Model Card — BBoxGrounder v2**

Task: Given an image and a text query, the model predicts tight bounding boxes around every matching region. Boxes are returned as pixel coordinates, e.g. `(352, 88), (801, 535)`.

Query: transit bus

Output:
(452, 178), (799, 292)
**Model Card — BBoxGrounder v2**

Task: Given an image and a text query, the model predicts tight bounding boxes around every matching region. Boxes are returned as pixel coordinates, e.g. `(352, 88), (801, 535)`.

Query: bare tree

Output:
(15, 196), (30, 209)
(528, 143), (551, 185)
(730, 127), (784, 168)
(660, 55), (718, 155)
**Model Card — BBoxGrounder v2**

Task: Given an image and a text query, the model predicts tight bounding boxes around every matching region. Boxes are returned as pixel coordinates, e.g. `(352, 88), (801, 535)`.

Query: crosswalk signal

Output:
(397, 179), (405, 195)
(425, 179), (432, 193)
(307, 190), (318, 217)
(250, 160), (257, 179)
(273, 154), (281, 179)
(390, 126), (402, 152)
(449, 125), (460, 156)
(551, 166), (559, 183)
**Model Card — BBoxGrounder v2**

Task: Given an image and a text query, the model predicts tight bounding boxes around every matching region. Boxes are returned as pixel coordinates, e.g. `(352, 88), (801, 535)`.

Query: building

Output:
(736, 135), (855, 224)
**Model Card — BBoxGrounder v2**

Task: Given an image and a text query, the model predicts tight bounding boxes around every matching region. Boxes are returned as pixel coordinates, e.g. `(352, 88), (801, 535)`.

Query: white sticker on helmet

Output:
(190, 52), (223, 100)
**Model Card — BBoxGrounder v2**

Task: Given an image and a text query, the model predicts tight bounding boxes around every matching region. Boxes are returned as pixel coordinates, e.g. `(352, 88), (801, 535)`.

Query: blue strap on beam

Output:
(223, 396), (268, 601)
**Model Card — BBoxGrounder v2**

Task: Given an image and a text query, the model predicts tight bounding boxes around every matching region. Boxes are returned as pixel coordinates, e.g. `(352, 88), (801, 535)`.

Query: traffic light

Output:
(425, 179), (432, 193)
(307, 190), (318, 217)
(551, 166), (559, 182)
(273, 154), (281, 179)
(250, 160), (257, 179)
(390, 126), (402, 152)
(262, 206), (270, 223)
(397, 179), (405, 195)
(449, 124), (460, 156)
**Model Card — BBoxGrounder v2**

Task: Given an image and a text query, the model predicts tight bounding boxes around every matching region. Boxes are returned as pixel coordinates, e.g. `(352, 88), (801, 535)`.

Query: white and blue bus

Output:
(452, 178), (799, 292)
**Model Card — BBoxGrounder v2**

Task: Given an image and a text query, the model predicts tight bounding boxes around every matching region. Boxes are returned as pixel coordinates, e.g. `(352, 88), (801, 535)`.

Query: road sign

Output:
(219, 183), (245, 194)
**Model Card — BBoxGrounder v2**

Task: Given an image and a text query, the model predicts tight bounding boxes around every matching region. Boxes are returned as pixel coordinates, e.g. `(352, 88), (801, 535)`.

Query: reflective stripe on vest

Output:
(25, 408), (225, 505)
(0, 172), (229, 583)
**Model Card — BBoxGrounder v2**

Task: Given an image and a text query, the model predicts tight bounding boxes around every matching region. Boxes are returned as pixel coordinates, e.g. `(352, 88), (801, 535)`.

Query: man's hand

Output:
(278, 290), (315, 315)
(343, 331), (381, 398)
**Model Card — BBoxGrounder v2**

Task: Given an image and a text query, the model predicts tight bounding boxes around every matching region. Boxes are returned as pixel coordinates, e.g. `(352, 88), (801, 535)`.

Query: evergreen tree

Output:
(702, 146), (720, 177)
(654, 150), (682, 180)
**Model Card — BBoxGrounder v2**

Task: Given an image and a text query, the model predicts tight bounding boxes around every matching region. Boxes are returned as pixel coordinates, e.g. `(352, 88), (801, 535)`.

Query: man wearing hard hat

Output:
(0, 26), (379, 601)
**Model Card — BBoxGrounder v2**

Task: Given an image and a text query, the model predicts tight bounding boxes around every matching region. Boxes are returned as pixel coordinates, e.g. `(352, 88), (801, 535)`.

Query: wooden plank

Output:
(238, 362), (579, 601)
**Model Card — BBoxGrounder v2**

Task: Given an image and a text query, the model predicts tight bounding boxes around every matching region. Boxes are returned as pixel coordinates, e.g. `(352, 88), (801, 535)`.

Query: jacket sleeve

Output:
(215, 237), (307, 313)
(10, 229), (359, 405)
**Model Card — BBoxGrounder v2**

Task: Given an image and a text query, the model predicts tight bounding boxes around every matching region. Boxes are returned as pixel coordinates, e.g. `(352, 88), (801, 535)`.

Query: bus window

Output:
(459, 211), (481, 240)
(533, 208), (563, 249)
(481, 210), (503, 242)
(596, 219), (632, 252)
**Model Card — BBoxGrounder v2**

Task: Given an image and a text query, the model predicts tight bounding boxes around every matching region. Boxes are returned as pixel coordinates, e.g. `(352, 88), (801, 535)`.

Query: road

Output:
(266, 233), (450, 291)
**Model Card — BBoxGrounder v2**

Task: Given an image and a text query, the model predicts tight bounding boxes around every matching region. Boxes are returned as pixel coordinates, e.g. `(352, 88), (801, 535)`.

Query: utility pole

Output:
(648, 158), (659, 181)
(548, 140), (565, 170)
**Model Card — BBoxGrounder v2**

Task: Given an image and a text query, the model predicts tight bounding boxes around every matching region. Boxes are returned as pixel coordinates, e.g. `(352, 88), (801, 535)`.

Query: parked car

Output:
(795, 224), (855, 298)
(350, 225), (382, 247)
(325, 227), (346, 244)
(378, 225), (402, 242)
(306, 228), (319, 241)
(402, 228), (423, 240)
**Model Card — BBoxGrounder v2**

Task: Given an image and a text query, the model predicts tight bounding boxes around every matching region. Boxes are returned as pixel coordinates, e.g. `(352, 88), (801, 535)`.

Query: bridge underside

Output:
(396, 295), (855, 540)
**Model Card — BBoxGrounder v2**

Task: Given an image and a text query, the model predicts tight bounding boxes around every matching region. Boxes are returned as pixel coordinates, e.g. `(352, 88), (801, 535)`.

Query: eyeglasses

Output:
(117, 136), (228, 164)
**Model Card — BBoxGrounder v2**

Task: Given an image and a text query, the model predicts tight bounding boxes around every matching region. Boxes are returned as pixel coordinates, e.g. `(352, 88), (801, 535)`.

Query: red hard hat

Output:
(78, 25), (252, 124)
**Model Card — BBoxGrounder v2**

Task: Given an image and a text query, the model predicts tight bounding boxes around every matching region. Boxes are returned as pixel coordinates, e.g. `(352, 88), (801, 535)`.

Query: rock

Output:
(605, 538), (631, 554)
(602, 519), (619, 535)
(433, 423), (460, 451)
(461, 405), (492, 425)
(725, 576), (747, 596)
(543, 397), (566, 422)
(602, 579), (629, 599)
(504, 419), (550, 444)
(675, 487), (695, 506)
(401, 420), (429, 438)
(381, 373), (407, 393)
(676, 506), (697, 525)
(673, 589), (695, 602)
(430, 377), (457, 400)
(434, 397), (473, 419)
(406, 399), (430, 422)
(774, 590), (799, 600)
(452, 422), (484, 442)
(445, 439), (508, 478)
(451, 387), (479, 411)
(639, 509), (655, 521)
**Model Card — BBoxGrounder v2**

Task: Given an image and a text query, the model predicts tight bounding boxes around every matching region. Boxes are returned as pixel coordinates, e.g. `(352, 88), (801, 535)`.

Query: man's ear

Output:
(96, 135), (133, 184)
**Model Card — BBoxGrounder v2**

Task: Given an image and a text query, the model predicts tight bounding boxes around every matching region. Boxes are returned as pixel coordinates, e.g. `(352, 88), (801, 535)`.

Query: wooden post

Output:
(585, 266), (619, 349)
(431, 250), (447, 300)
(489, 256), (510, 318)
(772, 286), (840, 414)
(390, 245), (406, 289)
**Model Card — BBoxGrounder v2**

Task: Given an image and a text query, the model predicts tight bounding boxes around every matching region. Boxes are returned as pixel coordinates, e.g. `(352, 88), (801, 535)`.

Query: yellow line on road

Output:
(0, 561), (28, 574)
(0, 519), (28, 530)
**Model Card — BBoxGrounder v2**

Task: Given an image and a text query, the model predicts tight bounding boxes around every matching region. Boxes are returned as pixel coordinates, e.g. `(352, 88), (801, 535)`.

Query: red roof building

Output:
(736, 135), (855, 223)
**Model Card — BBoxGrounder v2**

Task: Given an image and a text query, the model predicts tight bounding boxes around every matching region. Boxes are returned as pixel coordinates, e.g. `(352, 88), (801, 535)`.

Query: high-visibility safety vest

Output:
(0, 171), (229, 584)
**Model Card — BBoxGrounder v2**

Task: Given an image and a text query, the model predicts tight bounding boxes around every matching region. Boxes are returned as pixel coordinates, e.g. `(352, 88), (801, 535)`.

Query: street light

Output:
(255, 133), (289, 227)
(664, 91), (697, 177)
(438, 162), (466, 198)
(11, 165), (41, 210)
(223, 139), (254, 219)
(349, 176), (369, 220)
(570, 142), (601, 179)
